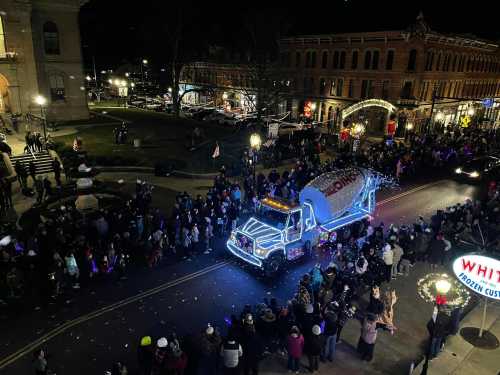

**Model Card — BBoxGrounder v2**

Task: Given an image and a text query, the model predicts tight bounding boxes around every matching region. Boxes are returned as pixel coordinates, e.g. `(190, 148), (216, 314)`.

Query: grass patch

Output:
(55, 109), (247, 172)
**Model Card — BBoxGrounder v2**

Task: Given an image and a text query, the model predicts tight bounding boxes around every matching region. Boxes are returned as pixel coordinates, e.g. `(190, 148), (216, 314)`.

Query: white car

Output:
(278, 123), (304, 135)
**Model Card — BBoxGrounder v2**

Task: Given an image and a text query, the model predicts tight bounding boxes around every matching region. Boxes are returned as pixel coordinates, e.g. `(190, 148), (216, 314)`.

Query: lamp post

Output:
(34, 95), (47, 147)
(249, 133), (261, 194)
(141, 59), (148, 96)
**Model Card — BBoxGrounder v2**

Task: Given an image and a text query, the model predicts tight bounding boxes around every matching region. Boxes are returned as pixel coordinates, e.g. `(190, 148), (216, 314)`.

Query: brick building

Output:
(0, 0), (89, 122)
(182, 14), (500, 133)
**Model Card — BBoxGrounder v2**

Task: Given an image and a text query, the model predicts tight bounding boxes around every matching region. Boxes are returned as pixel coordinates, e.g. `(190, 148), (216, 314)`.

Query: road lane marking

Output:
(0, 261), (229, 370)
(376, 180), (444, 207)
(0, 179), (447, 369)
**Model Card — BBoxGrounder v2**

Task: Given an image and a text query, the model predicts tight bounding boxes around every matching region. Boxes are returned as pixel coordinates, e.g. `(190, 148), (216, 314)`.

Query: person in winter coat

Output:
(357, 313), (388, 362)
(382, 244), (394, 282)
(152, 337), (168, 375)
(137, 336), (153, 375)
(33, 349), (48, 375)
(305, 325), (324, 372)
(198, 325), (221, 375)
(309, 264), (324, 300)
(241, 325), (263, 375)
(166, 336), (188, 375)
(428, 233), (446, 270)
(427, 307), (452, 359)
(366, 286), (384, 317)
(287, 326), (304, 373)
(391, 242), (404, 278)
(258, 308), (276, 353)
(321, 304), (338, 362)
(220, 335), (243, 375)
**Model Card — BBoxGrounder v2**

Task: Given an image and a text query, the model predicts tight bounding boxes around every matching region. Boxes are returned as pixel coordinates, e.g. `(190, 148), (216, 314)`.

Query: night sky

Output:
(79, 0), (500, 70)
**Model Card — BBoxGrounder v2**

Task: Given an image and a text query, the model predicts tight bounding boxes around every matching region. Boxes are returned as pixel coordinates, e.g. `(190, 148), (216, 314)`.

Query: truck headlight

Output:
(229, 232), (236, 242)
(470, 171), (479, 178)
(254, 248), (269, 258)
(455, 168), (462, 174)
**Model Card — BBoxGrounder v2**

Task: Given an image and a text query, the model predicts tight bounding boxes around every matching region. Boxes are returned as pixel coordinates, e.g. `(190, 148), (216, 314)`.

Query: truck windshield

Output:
(256, 205), (288, 229)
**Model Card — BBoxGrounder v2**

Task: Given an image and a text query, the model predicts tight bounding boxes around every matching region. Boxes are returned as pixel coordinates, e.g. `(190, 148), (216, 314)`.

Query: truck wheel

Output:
(304, 240), (313, 258)
(264, 254), (283, 276)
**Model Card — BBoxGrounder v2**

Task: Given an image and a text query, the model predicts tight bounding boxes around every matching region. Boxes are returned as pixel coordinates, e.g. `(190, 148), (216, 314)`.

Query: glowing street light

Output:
(435, 111), (444, 121)
(250, 132), (262, 193)
(33, 95), (48, 144)
(168, 87), (172, 93)
(85, 75), (92, 81)
(142, 59), (148, 65)
(125, 72), (130, 77)
(467, 107), (475, 116)
(130, 82), (135, 88)
(108, 79), (113, 84)
(436, 279), (452, 295)
(311, 102), (317, 111)
(250, 133), (261, 151)
(222, 92), (228, 100)
(406, 122), (414, 130)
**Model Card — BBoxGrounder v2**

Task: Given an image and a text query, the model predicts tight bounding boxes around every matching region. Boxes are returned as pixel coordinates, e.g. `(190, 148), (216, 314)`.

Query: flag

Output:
(212, 142), (220, 158)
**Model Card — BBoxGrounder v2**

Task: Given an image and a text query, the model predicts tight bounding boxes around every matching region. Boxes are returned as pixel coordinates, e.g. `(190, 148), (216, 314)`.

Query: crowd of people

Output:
(1, 125), (499, 375)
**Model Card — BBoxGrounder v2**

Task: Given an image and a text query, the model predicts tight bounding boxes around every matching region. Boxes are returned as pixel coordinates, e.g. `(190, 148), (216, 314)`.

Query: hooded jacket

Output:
(220, 339), (242, 368)
(287, 333), (304, 359)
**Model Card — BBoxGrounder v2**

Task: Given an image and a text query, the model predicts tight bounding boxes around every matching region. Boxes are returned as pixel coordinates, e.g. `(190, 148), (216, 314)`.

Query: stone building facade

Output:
(0, 0), (88, 122)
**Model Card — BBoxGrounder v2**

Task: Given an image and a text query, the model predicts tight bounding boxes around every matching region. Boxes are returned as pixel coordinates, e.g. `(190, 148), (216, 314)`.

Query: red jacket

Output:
(287, 334), (304, 358)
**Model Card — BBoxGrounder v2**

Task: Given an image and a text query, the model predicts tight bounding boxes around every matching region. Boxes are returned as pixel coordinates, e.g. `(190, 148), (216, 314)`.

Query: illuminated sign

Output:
(323, 170), (360, 197)
(460, 115), (471, 128)
(482, 98), (494, 108)
(453, 254), (500, 300)
(304, 101), (313, 118)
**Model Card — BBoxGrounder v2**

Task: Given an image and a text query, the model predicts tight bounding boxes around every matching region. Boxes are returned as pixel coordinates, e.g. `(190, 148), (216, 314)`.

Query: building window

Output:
(330, 80), (335, 96)
(364, 51), (371, 70)
(43, 21), (60, 55)
(452, 55), (457, 72)
(386, 50), (394, 70)
(296, 51), (301, 67)
(339, 51), (346, 69)
(332, 51), (339, 69)
(336, 78), (344, 96)
(351, 51), (358, 70)
(0, 15), (6, 58)
(348, 79), (354, 98)
(425, 51), (434, 71)
(372, 50), (379, 70)
(382, 80), (390, 99)
(311, 51), (316, 68)
(305, 51), (311, 68)
(360, 80), (373, 99)
(321, 51), (328, 69)
(407, 49), (417, 71)
(435, 53), (442, 71)
(319, 78), (326, 95)
(401, 81), (413, 99)
(303, 77), (308, 92)
(49, 74), (65, 101)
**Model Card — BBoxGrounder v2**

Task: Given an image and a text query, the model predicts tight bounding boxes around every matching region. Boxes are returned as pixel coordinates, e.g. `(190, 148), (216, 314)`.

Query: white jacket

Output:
(220, 340), (242, 368)
(382, 249), (394, 265)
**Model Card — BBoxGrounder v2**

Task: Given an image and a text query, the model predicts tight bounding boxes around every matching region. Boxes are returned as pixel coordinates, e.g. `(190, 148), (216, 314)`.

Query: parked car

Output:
(278, 123), (304, 135)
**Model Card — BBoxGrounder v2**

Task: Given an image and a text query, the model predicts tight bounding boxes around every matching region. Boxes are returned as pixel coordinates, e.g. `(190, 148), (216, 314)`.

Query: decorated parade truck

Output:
(227, 168), (387, 274)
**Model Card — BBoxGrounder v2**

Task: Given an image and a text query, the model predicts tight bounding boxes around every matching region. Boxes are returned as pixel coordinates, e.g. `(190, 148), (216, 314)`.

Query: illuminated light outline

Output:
(341, 99), (396, 121)
(227, 240), (262, 267)
(285, 208), (303, 244)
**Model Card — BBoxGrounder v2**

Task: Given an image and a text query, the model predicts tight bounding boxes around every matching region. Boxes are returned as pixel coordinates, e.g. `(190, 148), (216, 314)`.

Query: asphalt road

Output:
(0, 179), (481, 375)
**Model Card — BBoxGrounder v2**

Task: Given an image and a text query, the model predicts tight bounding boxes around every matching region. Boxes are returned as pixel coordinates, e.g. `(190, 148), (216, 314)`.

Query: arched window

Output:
(466, 56), (471, 72)
(339, 51), (346, 69)
(425, 51), (434, 71)
(351, 50), (358, 69)
(407, 49), (417, 71)
(332, 51), (339, 69)
(372, 50), (379, 70)
(49, 74), (65, 100)
(364, 50), (371, 70)
(319, 78), (326, 95)
(321, 51), (328, 69)
(0, 15), (6, 58)
(311, 51), (316, 68)
(43, 21), (60, 55)
(386, 50), (394, 70)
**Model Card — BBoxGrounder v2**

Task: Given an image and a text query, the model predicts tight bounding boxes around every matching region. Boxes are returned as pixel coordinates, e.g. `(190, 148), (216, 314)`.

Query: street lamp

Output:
(34, 95), (47, 146)
(249, 133), (261, 194)
(435, 111), (444, 121)
(467, 107), (475, 116)
(85, 75), (92, 81)
(141, 59), (148, 96)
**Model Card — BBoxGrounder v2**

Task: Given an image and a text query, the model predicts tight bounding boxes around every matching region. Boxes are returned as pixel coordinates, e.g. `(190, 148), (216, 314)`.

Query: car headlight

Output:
(470, 171), (480, 178)
(455, 168), (462, 174)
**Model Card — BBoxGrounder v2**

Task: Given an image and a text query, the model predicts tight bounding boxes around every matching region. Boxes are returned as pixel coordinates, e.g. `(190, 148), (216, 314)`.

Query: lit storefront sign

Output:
(453, 254), (500, 300)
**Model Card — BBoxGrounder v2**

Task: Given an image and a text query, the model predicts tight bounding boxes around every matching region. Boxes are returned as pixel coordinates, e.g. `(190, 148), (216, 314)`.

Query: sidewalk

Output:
(414, 300), (500, 375)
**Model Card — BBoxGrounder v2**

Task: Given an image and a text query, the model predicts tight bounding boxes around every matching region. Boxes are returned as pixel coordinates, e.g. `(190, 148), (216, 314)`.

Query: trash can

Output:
(133, 139), (141, 148)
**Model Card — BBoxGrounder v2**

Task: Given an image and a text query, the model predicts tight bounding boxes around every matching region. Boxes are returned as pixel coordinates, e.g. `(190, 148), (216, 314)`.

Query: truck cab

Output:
(227, 197), (317, 274)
